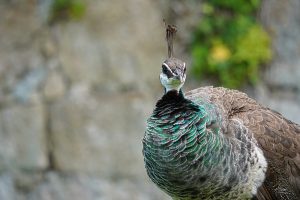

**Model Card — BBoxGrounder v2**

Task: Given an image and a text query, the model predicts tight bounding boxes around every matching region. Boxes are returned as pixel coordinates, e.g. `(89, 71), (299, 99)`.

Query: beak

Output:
(174, 74), (183, 82)
(173, 68), (184, 82)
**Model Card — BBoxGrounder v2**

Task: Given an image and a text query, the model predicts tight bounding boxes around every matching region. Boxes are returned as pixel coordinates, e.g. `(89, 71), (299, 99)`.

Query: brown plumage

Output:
(186, 86), (300, 200)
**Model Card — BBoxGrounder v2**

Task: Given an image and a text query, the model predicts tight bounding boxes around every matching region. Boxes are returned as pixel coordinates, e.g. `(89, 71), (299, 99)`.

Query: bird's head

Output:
(161, 21), (186, 93)
(160, 57), (186, 93)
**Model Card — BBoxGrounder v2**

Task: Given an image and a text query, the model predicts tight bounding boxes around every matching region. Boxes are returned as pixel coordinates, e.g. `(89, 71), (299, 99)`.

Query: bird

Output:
(142, 23), (300, 200)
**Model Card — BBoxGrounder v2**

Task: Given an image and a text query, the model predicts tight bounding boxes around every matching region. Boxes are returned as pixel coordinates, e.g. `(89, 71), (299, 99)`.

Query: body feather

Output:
(186, 87), (300, 199)
(143, 87), (300, 200)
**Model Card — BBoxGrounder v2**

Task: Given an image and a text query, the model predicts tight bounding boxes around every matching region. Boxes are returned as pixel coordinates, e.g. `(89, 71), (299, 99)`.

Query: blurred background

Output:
(0, 0), (300, 199)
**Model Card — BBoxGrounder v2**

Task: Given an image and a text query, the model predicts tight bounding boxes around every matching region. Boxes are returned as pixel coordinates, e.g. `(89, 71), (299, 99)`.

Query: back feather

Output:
(186, 86), (300, 200)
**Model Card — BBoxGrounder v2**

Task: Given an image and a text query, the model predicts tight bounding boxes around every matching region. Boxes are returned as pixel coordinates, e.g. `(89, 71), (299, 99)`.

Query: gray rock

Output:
(50, 83), (155, 178)
(0, 173), (16, 200)
(0, 101), (48, 170)
(56, 0), (165, 93)
(13, 68), (47, 103)
(254, 0), (300, 125)
(0, 1), (49, 105)
(43, 71), (66, 102)
(28, 172), (170, 200)
(261, 0), (300, 89)
(37, 0), (54, 24)
(56, 24), (109, 87)
(14, 171), (44, 195)
(0, 2), (43, 49)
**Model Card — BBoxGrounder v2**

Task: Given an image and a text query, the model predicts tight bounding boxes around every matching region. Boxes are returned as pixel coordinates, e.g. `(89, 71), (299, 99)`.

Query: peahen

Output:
(142, 24), (300, 200)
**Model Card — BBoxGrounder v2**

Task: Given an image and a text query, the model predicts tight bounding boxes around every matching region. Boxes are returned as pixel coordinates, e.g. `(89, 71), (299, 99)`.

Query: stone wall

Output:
(0, 0), (169, 199)
(0, 0), (299, 200)
(256, 0), (300, 124)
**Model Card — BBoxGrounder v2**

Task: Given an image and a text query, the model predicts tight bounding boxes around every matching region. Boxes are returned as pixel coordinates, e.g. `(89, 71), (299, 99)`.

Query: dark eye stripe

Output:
(162, 65), (173, 78)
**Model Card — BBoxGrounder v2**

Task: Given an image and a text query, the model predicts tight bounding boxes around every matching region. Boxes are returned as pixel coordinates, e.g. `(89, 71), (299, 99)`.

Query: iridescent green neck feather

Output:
(143, 90), (266, 199)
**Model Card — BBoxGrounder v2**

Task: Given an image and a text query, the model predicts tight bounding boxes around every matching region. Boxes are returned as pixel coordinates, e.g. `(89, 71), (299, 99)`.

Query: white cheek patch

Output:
(160, 73), (169, 89)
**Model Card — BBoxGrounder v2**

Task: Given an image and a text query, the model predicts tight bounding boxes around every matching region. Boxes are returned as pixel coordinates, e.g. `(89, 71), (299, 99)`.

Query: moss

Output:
(191, 0), (271, 88)
(50, 0), (86, 23)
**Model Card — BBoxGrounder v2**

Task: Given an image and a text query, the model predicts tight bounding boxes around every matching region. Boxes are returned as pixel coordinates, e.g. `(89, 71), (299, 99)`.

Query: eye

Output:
(162, 65), (173, 78)
(162, 65), (168, 74)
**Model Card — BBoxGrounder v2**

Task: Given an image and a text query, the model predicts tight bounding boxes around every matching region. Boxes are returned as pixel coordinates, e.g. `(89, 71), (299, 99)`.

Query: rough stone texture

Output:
(256, 0), (300, 124)
(57, 0), (165, 93)
(47, 0), (166, 178)
(261, 0), (300, 89)
(1, 0), (169, 199)
(0, 100), (48, 171)
(0, 172), (170, 200)
(42, 71), (66, 102)
(0, 173), (16, 200)
(0, 0), (169, 199)
(50, 83), (154, 178)
(0, 1), (46, 103)
(26, 172), (169, 200)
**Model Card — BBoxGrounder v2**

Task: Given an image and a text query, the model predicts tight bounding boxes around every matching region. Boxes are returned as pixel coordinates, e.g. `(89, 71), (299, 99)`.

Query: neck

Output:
(166, 89), (183, 96)
(156, 89), (185, 108)
(145, 93), (227, 197)
(164, 84), (184, 93)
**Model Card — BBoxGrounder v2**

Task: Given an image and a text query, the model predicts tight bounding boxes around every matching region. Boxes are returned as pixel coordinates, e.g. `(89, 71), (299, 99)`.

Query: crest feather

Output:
(164, 20), (177, 58)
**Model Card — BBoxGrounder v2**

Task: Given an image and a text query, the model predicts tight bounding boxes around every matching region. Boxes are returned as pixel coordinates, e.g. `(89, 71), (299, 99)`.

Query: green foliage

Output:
(50, 0), (86, 23)
(191, 0), (271, 88)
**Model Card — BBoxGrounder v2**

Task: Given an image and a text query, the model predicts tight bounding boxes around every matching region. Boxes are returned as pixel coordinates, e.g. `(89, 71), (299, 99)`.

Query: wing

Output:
(186, 87), (300, 200)
(237, 108), (300, 200)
